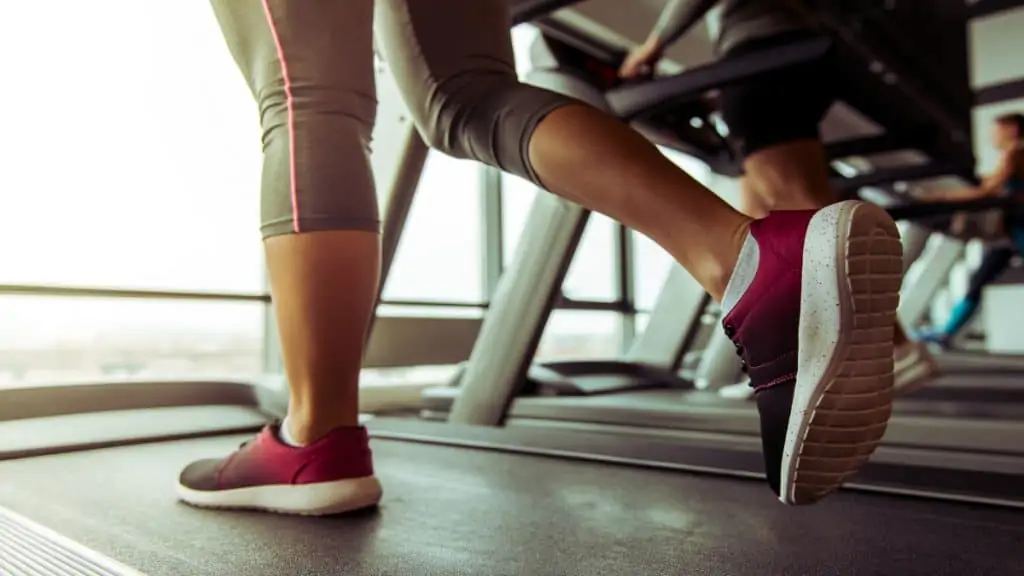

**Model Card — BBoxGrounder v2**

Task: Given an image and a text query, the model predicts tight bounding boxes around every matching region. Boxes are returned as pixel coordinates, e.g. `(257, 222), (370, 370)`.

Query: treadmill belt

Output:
(0, 435), (1022, 575)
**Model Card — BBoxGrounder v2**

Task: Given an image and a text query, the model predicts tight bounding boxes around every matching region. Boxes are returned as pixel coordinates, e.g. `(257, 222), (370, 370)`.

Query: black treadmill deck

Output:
(0, 434), (1021, 575)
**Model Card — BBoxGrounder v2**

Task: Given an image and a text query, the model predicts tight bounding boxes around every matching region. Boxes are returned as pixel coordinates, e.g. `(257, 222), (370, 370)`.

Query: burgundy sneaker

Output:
(177, 423), (382, 516)
(720, 200), (902, 505)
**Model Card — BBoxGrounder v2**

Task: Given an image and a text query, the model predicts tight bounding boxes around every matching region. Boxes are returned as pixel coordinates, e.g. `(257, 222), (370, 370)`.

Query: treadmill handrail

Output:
(606, 36), (833, 121)
(512, 0), (584, 24)
(886, 196), (1011, 222)
(833, 162), (976, 193)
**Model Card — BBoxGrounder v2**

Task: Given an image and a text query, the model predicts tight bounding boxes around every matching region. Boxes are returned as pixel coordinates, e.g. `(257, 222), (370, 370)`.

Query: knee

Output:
(259, 98), (380, 240)
(405, 71), (571, 181)
(407, 72), (509, 157)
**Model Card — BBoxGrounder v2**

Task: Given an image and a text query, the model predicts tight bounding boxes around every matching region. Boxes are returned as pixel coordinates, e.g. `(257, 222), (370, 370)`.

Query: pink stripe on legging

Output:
(259, 0), (301, 233)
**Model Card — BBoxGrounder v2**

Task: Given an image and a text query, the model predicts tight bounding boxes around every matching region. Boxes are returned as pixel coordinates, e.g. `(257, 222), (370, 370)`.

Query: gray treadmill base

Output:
(1, 432), (1022, 575)
(448, 359), (692, 397)
(935, 351), (1024, 374)
(388, 415), (1024, 507)
(421, 385), (1024, 456)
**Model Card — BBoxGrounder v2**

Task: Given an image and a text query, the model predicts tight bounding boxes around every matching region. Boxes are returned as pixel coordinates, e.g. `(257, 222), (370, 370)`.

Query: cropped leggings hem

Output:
(210, 0), (575, 239)
(517, 100), (571, 184)
(261, 217), (381, 240)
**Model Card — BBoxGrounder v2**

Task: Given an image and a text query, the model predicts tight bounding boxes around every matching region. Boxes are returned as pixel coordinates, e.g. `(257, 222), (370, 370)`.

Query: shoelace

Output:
(723, 323), (748, 374)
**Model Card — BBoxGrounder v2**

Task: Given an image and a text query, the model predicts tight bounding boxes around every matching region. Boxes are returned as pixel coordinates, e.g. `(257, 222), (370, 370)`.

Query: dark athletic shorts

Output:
(1004, 201), (1024, 238)
(718, 31), (839, 160)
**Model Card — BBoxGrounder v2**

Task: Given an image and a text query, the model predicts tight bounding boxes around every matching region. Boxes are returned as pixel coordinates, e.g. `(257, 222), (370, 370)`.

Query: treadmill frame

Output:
(2, 381), (1021, 508)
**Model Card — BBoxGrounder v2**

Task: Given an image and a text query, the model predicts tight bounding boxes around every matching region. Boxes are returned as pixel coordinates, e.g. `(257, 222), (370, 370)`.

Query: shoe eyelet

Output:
(723, 324), (736, 337)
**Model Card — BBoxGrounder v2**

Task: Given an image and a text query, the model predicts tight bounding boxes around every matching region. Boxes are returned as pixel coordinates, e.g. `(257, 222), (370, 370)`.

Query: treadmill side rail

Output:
(897, 222), (930, 273)
(606, 36), (833, 120)
(834, 162), (973, 194)
(625, 265), (708, 367)
(887, 195), (1008, 222)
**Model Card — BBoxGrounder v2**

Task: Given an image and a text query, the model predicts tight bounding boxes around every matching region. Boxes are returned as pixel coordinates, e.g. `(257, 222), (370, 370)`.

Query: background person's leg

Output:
(1011, 225), (1024, 253)
(936, 245), (1015, 340)
(176, 0), (382, 516)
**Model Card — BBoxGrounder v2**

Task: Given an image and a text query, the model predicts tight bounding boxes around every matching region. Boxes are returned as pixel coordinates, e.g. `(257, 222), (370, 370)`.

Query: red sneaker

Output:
(176, 423), (382, 516)
(721, 200), (902, 505)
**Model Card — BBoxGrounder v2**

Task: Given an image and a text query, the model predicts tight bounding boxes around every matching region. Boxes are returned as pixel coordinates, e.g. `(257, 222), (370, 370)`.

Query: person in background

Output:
(914, 113), (1024, 348)
(620, 0), (936, 397)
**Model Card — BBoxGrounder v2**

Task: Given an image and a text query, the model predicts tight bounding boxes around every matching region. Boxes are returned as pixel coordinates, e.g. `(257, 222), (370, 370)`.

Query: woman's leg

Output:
(1011, 225), (1024, 254)
(934, 245), (1015, 340)
(376, 5), (746, 297)
(527, 105), (750, 295)
(377, 0), (902, 505)
(177, 0), (382, 516)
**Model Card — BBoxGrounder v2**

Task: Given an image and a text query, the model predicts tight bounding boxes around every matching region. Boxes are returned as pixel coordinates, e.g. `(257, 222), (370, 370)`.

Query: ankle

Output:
(282, 411), (359, 446)
(706, 218), (754, 300)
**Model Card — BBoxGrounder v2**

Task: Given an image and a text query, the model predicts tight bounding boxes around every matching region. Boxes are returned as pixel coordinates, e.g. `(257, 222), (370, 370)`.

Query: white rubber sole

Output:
(780, 200), (902, 506)
(177, 475), (383, 516)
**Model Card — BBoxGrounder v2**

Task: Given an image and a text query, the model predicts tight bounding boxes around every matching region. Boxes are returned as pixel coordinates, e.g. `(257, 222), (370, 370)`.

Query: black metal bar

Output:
(606, 37), (833, 121)
(480, 167), (505, 301)
(854, 185), (908, 206)
(614, 223), (636, 350)
(512, 0), (584, 25)
(379, 299), (486, 309)
(826, 133), (915, 160)
(886, 196), (1010, 222)
(969, 0), (1024, 19)
(379, 298), (637, 313)
(614, 224), (634, 311)
(553, 297), (634, 314)
(0, 286), (633, 312)
(0, 284), (270, 303)
(631, 121), (741, 177)
(811, 5), (973, 157)
(975, 77), (1024, 106)
(533, 18), (627, 64)
(833, 162), (974, 192)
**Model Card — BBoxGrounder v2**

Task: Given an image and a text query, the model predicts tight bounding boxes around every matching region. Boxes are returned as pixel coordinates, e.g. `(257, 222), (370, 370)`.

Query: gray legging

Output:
(211, 0), (574, 238)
